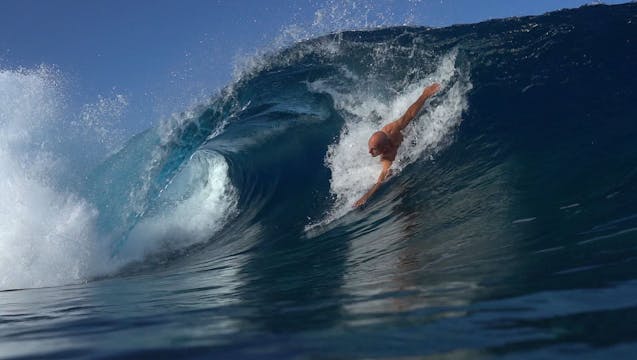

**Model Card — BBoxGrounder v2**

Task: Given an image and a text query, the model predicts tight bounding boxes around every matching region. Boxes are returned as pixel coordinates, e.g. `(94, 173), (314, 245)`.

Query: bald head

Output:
(368, 131), (389, 157)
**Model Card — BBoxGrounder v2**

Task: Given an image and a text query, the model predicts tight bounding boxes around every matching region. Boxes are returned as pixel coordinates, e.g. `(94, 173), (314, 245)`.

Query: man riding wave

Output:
(354, 83), (440, 207)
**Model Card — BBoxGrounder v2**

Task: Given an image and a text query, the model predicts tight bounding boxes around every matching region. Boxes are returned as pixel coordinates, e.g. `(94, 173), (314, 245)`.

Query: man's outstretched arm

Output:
(354, 159), (392, 208)
(387, 83), (440, 132)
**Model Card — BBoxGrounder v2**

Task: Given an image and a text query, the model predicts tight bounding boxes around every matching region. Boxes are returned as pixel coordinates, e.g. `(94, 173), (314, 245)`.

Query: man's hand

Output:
(353, 160), (392, 208)
(353, 196), (368, 208)
(422, 83), (441, 98)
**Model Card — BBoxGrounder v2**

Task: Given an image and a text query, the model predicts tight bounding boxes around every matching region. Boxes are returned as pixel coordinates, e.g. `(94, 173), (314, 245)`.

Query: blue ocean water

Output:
(1, 3), (637, 359)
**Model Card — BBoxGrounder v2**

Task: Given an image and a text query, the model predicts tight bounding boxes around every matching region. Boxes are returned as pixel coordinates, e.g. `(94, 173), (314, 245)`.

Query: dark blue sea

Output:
(1, 3), (637, 359)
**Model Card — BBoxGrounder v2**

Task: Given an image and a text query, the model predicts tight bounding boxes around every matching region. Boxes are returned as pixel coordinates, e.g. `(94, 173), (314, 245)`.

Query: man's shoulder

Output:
(381, 121), (399, 134)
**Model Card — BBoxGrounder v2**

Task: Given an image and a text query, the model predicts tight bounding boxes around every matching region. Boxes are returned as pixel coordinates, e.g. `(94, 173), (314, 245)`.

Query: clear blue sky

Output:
(0, 0), (629, 132)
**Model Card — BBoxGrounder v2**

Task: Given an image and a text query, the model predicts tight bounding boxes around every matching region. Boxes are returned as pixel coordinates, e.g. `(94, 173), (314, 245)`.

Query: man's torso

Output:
(380, 123), (403, 162)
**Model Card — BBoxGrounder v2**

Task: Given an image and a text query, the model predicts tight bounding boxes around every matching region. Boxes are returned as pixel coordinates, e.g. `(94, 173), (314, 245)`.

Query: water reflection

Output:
(341, 147), (519, 323)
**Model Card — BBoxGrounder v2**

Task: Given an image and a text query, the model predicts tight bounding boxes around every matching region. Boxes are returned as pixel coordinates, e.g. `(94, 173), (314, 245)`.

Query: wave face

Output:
(2, 3), (637, 359)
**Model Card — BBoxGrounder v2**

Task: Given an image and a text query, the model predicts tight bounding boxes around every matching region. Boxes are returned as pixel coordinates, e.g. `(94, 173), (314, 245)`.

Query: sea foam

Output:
(307, 50), (472, 229)
(0, 67), (236, 290)
(0, 67), (108, 289)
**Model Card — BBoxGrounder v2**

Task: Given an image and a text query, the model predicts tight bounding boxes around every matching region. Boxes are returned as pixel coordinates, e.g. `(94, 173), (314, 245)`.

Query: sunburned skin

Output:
(354, 83), (440, 208)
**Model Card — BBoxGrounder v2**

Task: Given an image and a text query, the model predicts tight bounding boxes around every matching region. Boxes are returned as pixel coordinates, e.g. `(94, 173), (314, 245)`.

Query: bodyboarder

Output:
(354, 83), (440, 208)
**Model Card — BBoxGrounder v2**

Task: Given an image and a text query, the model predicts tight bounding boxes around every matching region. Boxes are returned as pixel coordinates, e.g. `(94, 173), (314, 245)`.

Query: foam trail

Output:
(307, 51), (472, 229)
